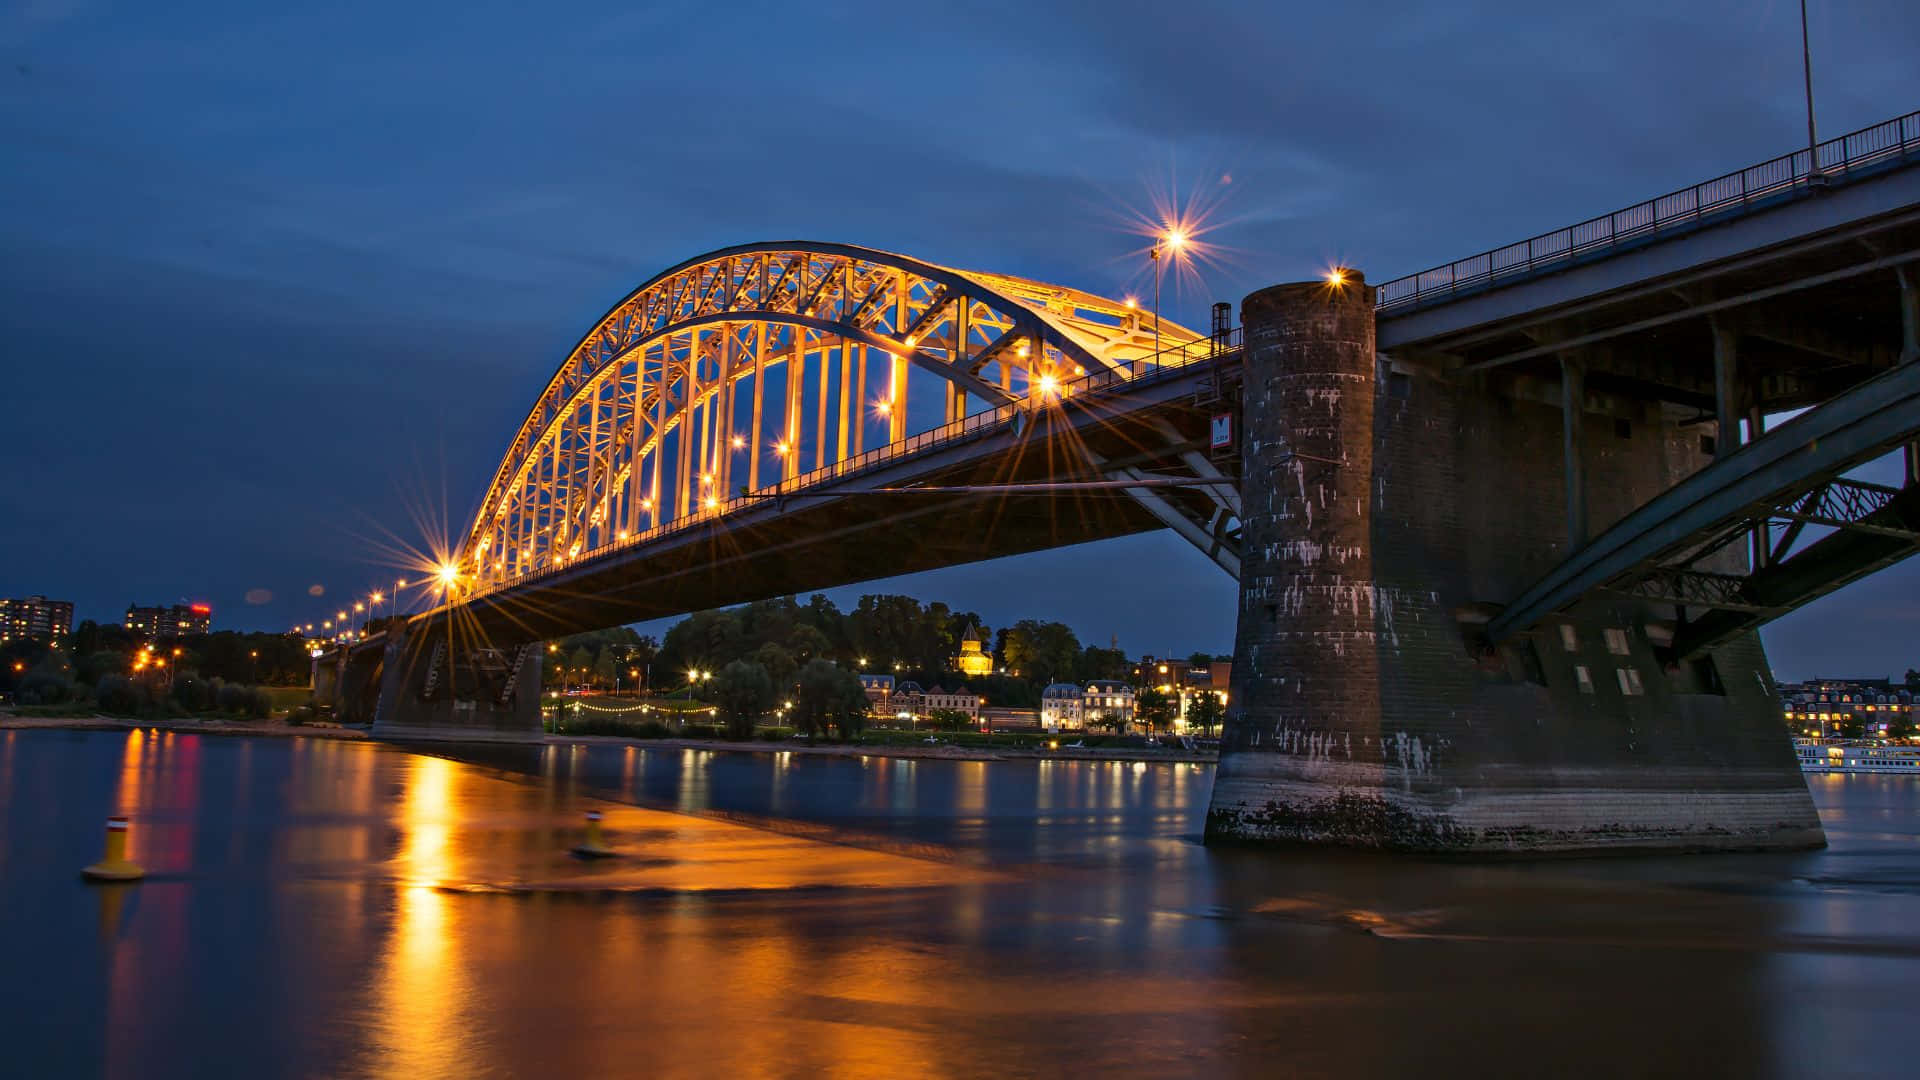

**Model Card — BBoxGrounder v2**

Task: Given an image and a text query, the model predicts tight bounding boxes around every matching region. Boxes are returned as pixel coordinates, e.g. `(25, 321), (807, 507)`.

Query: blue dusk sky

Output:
(2, 1), (1916, 679)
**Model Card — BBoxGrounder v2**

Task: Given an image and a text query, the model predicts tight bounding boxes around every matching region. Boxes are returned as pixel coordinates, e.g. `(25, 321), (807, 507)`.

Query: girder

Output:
(1490, 358), (1920, 657)
(458, 242), (1213, 590)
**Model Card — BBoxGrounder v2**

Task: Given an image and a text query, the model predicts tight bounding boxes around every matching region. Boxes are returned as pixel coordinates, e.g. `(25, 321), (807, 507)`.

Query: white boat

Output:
(1795, 740), (1920, 774)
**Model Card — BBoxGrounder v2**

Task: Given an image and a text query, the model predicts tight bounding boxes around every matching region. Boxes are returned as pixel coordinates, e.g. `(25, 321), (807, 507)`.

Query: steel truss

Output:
(457, 242), (1210, 589)
(1490, 358), (1920, 657)
(1618, 475), (1920, 657)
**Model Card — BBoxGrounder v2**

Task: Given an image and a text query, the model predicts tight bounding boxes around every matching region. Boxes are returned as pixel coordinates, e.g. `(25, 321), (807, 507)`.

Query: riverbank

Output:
(0, 712), (1214, 763)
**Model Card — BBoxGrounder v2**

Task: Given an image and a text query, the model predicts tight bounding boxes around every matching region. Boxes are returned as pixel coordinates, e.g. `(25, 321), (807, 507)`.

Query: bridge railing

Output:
(1374, 109), (1920, 311)
(466, 330), (1242, 600)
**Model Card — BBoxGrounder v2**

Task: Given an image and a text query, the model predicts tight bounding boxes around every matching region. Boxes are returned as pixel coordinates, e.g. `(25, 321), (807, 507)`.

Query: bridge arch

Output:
(456, 241), (1207, 589)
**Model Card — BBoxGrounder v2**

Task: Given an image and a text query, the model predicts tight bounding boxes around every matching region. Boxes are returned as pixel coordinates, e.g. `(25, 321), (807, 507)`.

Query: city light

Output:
(1324, 267), (1348, 287)
(774, 441), (790, 455)
(437, 563), (460, 588)
(874, 399), (892, 416)
(1035, 373), (1059, 398)
(1164, 227), (1188, 251)
(730, 435), (745, 449)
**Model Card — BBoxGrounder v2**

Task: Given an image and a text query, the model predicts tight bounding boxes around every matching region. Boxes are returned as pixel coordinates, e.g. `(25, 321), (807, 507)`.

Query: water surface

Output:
(2, 730), (1914, 1078)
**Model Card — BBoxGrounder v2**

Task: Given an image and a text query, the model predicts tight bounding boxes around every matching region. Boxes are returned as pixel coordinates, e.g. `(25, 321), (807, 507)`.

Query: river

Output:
(1, 729), (1914, 1078)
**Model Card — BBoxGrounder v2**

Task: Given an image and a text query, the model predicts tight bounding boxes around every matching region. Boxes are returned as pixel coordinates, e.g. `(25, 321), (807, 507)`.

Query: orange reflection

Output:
(363, 754), (473, 1077)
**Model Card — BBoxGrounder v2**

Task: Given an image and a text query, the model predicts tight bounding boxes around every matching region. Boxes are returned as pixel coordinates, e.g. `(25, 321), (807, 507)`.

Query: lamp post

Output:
(1151, 228), (1186, 362)
(1800, 0), (1821, 182)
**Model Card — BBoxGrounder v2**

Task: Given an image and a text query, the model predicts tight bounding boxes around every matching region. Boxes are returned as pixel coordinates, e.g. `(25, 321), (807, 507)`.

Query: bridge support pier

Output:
(370, 623), (544, 743)
(1206, 273), (1823, 856)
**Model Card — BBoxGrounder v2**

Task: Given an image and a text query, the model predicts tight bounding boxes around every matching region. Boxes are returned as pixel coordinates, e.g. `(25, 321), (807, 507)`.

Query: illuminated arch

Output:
(456, 241), (1207, 588)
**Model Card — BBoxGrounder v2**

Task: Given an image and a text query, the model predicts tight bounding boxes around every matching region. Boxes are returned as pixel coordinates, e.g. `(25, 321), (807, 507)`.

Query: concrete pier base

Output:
(370, 624), (544, 743)
(1205, 272), (1823, 855)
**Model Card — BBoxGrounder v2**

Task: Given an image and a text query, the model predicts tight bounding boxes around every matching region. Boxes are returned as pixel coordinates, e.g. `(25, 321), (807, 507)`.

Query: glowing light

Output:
(902, 335), (916, 347)
(703, 496), (718, 510)
(436, 563), (459, 588)
(774, 441), (790, 455)
(1324, 267), (1348, 287)
(370, 592), (384, 603)
(1124, 296), (1137, 309)
(1164, 228), (1188, 250)
(1035, 373), (1059, 398)
(874, 399), (892, 416)
(730, 435), (745, 449)
(701, 474), (713, 485)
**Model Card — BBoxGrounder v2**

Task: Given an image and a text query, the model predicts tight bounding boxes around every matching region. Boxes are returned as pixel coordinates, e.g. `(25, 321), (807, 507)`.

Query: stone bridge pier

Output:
(369, 622), (544, 742)
(1205, 272), (1823, 855)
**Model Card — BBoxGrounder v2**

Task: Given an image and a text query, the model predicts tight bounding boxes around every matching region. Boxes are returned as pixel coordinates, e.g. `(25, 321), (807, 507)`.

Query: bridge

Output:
(329, 108), (1920, 855)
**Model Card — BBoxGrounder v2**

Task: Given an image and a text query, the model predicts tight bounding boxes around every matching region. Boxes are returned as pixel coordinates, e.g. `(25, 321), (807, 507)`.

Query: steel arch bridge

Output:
(454, 241), (1224, 594)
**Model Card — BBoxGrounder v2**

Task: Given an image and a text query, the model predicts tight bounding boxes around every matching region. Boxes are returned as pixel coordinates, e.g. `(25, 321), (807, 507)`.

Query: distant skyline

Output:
(3, 1), (1917, 678)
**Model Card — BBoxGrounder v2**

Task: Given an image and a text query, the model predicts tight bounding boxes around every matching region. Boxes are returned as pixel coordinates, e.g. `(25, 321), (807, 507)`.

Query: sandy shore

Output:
(0, 712), (1215, 764)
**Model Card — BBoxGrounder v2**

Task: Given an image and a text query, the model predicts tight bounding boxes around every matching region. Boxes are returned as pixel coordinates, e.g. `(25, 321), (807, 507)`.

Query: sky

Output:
(1, 0), (1916, 679)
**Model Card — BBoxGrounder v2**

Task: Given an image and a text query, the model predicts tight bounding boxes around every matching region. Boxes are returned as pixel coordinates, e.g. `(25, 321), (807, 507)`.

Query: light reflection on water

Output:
(3, 730), (1919, 1078)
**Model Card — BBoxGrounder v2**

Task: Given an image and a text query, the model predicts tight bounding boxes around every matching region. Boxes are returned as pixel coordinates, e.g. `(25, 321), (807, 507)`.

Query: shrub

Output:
(95, 674), (146, 715)
(173, 676), (214, 713)
(248, 687), (272, 719)
(16, 671), (74, 706)
(217, 683), (254, 716)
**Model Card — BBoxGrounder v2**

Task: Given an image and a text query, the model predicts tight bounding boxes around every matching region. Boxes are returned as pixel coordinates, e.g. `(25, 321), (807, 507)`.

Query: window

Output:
(1559, 625), (1579, 653)
(1603, 628), (1631, 656)
(1617, 668), (1645, 696)
(1575, 665), (1594, 694)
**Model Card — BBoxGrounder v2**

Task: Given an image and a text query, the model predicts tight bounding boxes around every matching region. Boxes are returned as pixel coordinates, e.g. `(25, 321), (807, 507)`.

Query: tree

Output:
(926, 707), (972, 732)
(566, 647), (594, 688)
(1888, 713), (1917, 740)
(592, 649), (618, 689)
(1080, 645), (1129, 682)
(1188, 652), (1217, 669)
(797, 659), (867, 743)
(1135, 687), (1177, 734)
(754, 642), (797, 696)
(629, 635), (659, 688)
(1184, 692), (1225, 737)
(786, 624), (832, 664)
(1002, 620), (1080, 683)
(713, 660), (775, 740)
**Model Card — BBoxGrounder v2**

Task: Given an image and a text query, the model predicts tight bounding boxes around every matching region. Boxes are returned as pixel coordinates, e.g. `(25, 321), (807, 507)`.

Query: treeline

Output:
(0, 624), (295, 717)
(564, 594), (1132, 707)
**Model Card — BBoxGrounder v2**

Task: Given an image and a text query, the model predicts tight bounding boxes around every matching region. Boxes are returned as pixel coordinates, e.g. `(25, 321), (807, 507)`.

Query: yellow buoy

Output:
(569, 810), (616, 859)
(82, 816), (146, 882)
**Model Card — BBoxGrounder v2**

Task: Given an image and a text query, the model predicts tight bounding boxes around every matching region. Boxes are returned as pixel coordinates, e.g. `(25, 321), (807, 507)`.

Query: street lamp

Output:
(1151, 227), (1187, 361)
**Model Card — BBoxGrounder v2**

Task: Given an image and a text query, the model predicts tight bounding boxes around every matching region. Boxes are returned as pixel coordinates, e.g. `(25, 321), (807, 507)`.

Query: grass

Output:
(262, 686), (313, 712)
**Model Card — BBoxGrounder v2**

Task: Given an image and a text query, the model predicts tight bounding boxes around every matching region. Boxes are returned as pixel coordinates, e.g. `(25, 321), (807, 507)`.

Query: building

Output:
(1040, 682), (1084, 731)
(857, 672), (895, 711)
(1082, 680), (1136, 727)
(1780, 679), (1916, 737)
(922, 685), (983, 720)
(0, 596), (74, 645)
(889, 681), (984, 723)
(126, 602), (212, 640)
(953, 628), (994, 677)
